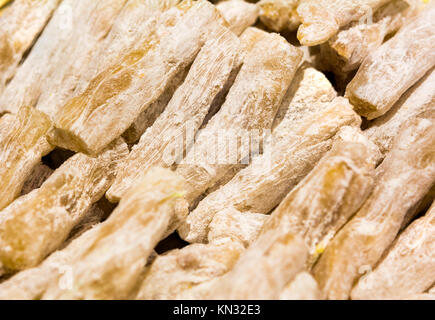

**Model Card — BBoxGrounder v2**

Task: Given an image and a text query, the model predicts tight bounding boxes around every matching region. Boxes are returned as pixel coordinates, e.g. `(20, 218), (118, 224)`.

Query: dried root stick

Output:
(0, 106), (53, 211)
(176, 28), (302, 205)
(49, 0), (226, 155)
(279, 272), (324, 300)
(313, 112), (435, 300)
(0, 0), (60, 94)
(258, 0), (300, 32)
(345, 5), (435, 119)
(351, 201), (435, 300)
(106, 24), (241, 202)
(365, 67), (435, 156)
(0, 139), (128, 274)
(217, 0), (259, 35)
(179, 97), (361, 243)
(296, 0), (391, 46)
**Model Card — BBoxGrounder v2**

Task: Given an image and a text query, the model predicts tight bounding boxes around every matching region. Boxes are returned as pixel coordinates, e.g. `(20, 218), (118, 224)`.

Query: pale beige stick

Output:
(217, 0), (259, 35)
(262, 127), (378, 265)
(320, 0), (420, 73)
(49, 0), (226, 155)
(0, 167), (186, 300)
(258, 0), (300, 32)
(176, 28), (302, 205)
(279, 272), (324, 300)
(0, 106), (53, 211)
(0, 0), (127, 115)
(345, 5), (435, 120)
(365, 67), (435, 156)
(179, 97), (361, 243)
(0, 139), (128, 274)
(351, 201), (435, 300)
(0, 0), (60, 94)
(296, 0), (392, 46)
(106, 24), (241, 202)
(313, 112), (435, 300)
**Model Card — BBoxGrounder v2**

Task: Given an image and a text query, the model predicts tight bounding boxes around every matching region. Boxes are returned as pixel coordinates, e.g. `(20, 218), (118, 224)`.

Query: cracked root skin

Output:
(106, 23), (241, 202)
(313, 111), (435, 300)
(351, 201), (435, 300)
(0, 106), (53, 211)
(0, 167), (186, 299)
(179, 97), (361, 243)
(345, 5), (435, 120)
(176, 28), (302, 205)
(0, 139), (128, 274)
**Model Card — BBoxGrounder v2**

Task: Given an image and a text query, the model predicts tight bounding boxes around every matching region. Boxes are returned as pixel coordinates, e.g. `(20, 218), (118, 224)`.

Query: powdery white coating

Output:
(297, 0), (391, 46)
(0, 0), (127, 116)
(351, 201), (435, 300)
(320, 0), (419, 73)
(175, 28), (302, 205)
(262, 128), (378, 266)
(179, 97), (361, 243)
(200, 231), (307, 299)
(136, 238), (245, 300)
(346, 5), (435, 119)
(313, 112), (435, 300)
(0, 0), (60, 94)
(0, 106), (53, 211)
(365, 67), (435, 156)
(49, 1), (225, 155)
(0, 139), (128, 275)
(279, 272), (324, 300)
(217, 0), (259, 35)
(106, 24), (241, 202)
(258, 0), (300, 32)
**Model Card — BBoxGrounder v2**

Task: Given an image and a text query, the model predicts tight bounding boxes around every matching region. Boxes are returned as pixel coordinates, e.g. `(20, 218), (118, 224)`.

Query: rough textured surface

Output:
(0, 0), (127, 116)
(0, 0), (60, 94)
(297, 0), (391, 46)
(320, 0), (420, 73)
(258, 0), (300, 32)
(262, 128), (378, 265)
(20, 163), (53, 196)
(313, 112), (435, 300)
(0, 139), (128, 274)
(106, 23), (240, 202)
(365, 67), (435, 156)
(49, 0), (226, 155)
(175, 27), (302, 205)
(279, 272), (324, 300)
(346, 5), (435, 119)
(351, 201), (435, 300)
(0, 167), (186, 299)
(0, 106), (53, 211)
(179, 97), (361, 243)
(217, 0), (259, 35)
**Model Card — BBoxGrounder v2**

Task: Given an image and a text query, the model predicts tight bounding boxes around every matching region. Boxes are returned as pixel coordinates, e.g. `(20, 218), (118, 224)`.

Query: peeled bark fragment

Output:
(345, 5), (435, 119)
(0, 0), (60, 94)
(0, 139), (128, 274)
(200, 231), (307, 299)
(279, 272), (324, 300)
(320, 0), (419, 73)
(297, 0), (391, 46)
(313, 112), (435, 300)
(0, 167), (186, 299)
(179, 97), (361, 243)
(49, 0), (226, 155)
(258, 0), (300, 32)
(176, 28), (302, 205)
(217, 0), (259, 35)
(0, 106), (53, 211)
(365, 67), (435, 156)
(0, 0), (127, 116)
(351, 201), (435, 300)
(106, 24), (241, 202)
(262, 127), (378, 265)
